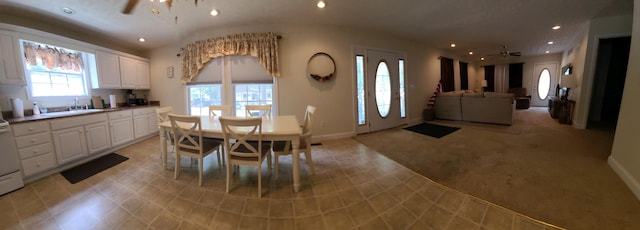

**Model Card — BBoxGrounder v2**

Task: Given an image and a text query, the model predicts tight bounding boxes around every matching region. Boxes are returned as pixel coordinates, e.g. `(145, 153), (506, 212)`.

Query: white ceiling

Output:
(0, 0), (633, 59)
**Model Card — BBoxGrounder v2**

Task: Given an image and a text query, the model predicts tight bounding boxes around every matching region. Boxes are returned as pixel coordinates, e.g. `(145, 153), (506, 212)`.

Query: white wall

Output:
(148, 24), (458, 139)
(608, 0), (640, 201)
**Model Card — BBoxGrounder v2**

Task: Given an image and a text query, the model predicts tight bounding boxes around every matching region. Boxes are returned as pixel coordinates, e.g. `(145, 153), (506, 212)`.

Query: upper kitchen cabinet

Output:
(91, 51), (121, 89)
(0, 31), (26, 85)
(120, 56), (150, 89)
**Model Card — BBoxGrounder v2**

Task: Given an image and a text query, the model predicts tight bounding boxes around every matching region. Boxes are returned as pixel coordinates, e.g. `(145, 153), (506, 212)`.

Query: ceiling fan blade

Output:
(509, 52), (522, 56)
(122, 0), (139, 14)
(166, 0), (173, 9)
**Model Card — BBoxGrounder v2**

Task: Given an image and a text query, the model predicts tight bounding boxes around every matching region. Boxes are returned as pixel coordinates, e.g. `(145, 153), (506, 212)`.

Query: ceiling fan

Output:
(488, 45), (522, 57)
(122, 0), (174, 14)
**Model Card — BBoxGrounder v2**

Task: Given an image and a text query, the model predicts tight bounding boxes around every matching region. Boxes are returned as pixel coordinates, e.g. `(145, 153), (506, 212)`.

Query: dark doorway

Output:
(587, 36), (631, 130)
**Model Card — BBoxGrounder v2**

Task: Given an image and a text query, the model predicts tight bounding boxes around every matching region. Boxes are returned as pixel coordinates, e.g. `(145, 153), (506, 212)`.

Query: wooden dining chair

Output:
(219, 117), (272, 197)
(209, 105), (232, 117)
(245, 105), (271, 118)
(272, 105), (316, 178)
(156, 106), (175, 153)
(169, 114), (223, 186)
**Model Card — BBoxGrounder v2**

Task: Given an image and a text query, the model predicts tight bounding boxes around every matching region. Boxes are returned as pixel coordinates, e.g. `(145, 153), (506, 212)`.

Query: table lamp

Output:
(481, 80), (488, 92)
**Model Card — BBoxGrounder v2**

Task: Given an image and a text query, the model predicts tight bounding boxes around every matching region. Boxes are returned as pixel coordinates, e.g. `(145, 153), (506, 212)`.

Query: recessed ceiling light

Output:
(138, 37), (146, 42)
(62, 7), (74, 14)
(210, 9), (219, 16)
(480, 57), (485, 61)
(545, 50), (550, 53)
(547, 41), (554, 45)
(317, 1), (326, 8)
(468, 51), (473, 55)
(450, 43), (456, 48)
(552, 25), (561, 30)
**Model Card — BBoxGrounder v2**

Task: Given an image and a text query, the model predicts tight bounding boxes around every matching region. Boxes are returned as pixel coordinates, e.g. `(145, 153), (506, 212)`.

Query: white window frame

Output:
(19, 39), (91, 103)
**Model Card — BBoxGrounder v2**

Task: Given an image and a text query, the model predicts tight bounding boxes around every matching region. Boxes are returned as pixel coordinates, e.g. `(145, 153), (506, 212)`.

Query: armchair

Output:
(507, 88), (531, 109)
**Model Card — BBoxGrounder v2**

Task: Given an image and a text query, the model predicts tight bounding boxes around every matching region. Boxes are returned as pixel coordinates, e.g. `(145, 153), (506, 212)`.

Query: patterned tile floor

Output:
(0, 136), (564, 230)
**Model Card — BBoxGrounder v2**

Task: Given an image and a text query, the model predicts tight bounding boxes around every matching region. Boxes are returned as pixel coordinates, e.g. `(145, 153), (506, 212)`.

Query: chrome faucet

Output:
(74, 98), (79, 110)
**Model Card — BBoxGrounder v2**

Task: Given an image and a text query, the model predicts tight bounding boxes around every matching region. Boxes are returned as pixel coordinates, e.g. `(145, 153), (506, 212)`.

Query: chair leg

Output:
(174, 153), (180, 180)
(267, 152), (272, 175)
(274, 153), (280, 178)
(258, 164), (262, 198)
(304, 150), (315, 174)
(198, 157), (203, 187)
(226, 160), (231, 194)
(216, 147), (222, 168)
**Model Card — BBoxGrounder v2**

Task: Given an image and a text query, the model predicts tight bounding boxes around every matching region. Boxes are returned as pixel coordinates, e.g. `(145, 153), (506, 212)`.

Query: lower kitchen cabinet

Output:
(52, 127), (88, 165)
(85, 121), (111, 154)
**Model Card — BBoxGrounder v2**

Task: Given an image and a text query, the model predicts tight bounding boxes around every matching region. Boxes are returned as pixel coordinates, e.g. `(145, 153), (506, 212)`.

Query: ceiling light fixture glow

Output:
(547, 41), (554, 45)
(468, 51), (473, 55)
(210, 9), (219, 16)
(62, 7), (74, 14)
(138, 37), (146, 42)
(552, 25), (561, 30)
(317, 1), (326, 8)
(480, 57), (485, 61)
(450, 43), (456, 48)
(545, 50), (550, 53)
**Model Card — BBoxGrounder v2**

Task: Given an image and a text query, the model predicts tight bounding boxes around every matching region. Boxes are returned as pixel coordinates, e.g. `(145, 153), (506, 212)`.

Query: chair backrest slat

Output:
(220, 117), (263, 158)
(156, 106), (173, 123)
(169, 114), (205, 155)
(209, 105), (232, 117)
(245, 105), (271, 118)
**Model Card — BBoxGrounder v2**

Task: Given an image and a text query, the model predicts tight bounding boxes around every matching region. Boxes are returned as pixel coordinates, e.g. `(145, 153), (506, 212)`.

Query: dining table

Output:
(158, 115), (304, 192)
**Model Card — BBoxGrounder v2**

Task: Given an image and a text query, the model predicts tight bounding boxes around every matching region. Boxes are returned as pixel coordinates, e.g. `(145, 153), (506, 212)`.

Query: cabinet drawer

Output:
(18, 142), (53, 160)
(133, 107), (155, 116)
(21, 152), (57, 177)
(108, 110), (132, 120)
(12, 121), (50, 136)
(50, 113), (108, 130)
(15, 132), (51, 148)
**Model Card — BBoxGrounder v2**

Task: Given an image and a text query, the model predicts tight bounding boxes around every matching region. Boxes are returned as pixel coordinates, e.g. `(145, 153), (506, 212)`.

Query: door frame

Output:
(353, 47), (407, 134)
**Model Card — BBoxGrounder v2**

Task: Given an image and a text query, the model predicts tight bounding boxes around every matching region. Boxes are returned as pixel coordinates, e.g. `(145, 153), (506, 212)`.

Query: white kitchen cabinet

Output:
(109, 110), (134, 146)
(50, 113), (110, 165)
(52, 126), (87, 164)
(133, 114), (149, 139)
(133, 107), (158, 138)
(119, 56), (149, 89)
(0, 31), (25, 85)
(12, 121), (57, 177)
(92, 51), (121, 89)
(85, 121), (110, 154)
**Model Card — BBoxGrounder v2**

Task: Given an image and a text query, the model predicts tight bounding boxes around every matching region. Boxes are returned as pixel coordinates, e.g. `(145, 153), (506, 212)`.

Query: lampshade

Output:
(560, 75), (577, 88)
(481, 80), (488, 87)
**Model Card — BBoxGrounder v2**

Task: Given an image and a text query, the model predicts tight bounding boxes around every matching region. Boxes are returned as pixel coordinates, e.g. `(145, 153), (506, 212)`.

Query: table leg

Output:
(291, 136), (301, 192)
(160, 129), (167, 170)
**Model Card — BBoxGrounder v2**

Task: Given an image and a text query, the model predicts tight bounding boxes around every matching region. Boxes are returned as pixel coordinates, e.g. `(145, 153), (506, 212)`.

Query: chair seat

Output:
(177, 137), (221, 154)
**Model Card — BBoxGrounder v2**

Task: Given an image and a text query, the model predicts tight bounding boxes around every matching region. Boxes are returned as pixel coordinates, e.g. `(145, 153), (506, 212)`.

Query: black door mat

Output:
(60, 153), (129, 184)
(403, 122), (460, 138)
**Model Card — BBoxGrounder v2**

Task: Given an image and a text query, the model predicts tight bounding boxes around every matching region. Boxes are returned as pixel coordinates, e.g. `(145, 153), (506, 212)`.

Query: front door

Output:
(356, 49), (406, 133)
(531, 62), (558, 106)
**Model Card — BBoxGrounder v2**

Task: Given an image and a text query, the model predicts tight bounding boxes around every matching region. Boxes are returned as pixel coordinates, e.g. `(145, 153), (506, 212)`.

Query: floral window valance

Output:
(22, 41), (84, 73)
(180, 32), (280, 82)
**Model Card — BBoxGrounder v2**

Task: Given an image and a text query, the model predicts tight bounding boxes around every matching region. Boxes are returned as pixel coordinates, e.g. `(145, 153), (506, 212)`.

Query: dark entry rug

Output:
(403, 122), (460, 138)
(61, 153), (129, 184)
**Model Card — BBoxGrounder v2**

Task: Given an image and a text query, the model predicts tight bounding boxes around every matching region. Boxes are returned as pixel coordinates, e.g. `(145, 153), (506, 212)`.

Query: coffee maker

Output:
(126, 90), (136, 106)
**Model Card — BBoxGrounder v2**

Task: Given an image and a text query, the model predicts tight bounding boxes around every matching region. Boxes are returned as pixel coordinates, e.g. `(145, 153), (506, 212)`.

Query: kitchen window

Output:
(21, 40), (90, 100)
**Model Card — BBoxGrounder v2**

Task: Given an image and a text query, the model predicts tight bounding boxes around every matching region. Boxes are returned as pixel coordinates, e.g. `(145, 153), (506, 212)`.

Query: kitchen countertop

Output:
(5, 105), (159, 124)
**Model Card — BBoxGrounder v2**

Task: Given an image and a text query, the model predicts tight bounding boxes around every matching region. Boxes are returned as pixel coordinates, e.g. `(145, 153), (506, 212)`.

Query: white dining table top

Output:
(159, 115), (302, 136)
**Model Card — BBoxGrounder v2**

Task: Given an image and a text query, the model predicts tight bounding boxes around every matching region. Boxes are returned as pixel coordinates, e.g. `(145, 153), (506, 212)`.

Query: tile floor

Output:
(0, 136), (564, 230)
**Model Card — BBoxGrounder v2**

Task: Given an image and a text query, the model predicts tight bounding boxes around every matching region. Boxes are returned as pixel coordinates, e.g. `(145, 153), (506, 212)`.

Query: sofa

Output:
(433, 91), (515, 125)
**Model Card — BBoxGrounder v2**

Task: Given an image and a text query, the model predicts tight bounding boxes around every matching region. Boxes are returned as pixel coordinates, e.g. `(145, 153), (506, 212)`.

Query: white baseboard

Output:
(311, 131), (354, 143)
(608, 155), (640, 201)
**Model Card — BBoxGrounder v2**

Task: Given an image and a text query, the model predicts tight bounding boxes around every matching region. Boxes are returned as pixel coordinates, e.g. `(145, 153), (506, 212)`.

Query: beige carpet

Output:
(354, 107), (640, 230)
